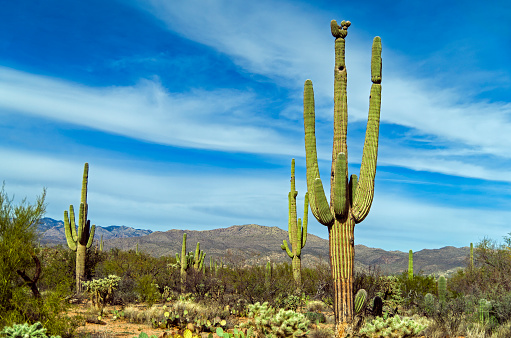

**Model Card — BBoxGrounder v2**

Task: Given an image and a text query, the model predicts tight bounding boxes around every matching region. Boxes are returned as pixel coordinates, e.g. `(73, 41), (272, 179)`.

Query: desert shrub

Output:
(397, 270), (437, 311)
(423, 295), (473, 337)
(134, 274), (160, 306)
(450, 235), (511, 299)
(305, 300), (328, 313)
(304, 311), (326, 324)
(301, 262), (332, 302)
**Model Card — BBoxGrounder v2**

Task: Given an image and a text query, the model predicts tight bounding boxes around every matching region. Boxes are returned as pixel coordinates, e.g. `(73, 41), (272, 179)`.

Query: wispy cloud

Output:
(0, 67), (302, 155)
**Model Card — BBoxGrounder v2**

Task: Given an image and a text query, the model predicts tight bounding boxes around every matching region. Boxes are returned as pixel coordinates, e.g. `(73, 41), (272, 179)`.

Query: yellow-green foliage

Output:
(242, 302), (310, 337)
(359, 315), (428, 338)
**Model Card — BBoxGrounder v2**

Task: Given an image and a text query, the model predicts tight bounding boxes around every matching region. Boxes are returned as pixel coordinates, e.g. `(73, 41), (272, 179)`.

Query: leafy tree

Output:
(0, 184), (46, 321)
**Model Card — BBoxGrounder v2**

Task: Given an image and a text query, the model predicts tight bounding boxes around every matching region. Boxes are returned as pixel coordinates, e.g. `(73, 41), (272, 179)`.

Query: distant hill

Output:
(38, 218), (470, 276)
(37, 217), (152, 245)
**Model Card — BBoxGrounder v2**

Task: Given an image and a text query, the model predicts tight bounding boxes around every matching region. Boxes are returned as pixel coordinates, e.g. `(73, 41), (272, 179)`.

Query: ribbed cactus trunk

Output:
(64, 163), (96, 294)
(180, 233), (187, 293)
(303, 20), (382, 337)
(281, 158), (308, 286)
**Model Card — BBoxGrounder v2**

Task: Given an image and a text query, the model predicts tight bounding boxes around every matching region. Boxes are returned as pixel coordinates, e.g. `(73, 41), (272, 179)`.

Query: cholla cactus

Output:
(82, 274), (121, 311)
(0, 322), (60, 338)
(243, 302), (310, 337)
(358, 315), (428, 338)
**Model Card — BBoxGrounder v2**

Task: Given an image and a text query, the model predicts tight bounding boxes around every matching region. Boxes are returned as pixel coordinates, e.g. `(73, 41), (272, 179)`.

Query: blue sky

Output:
(1, 0), (511, 252)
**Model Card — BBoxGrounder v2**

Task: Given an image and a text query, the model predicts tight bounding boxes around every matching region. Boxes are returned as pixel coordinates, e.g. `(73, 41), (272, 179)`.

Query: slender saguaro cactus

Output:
(64, 163), (96, 293)
(470, 242), (474, 269)
(281, 158), (309, 285)
(408, 250), (414, 280)
(179, 233), (187, 292)
(303, 20), (382, 334)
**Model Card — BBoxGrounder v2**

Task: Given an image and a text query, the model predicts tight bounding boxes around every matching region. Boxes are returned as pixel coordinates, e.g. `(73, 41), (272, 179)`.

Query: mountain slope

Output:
(38, 219), (470, 275)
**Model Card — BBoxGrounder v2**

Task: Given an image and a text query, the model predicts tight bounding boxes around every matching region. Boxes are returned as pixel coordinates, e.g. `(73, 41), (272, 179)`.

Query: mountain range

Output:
(37, 218), (470, 276)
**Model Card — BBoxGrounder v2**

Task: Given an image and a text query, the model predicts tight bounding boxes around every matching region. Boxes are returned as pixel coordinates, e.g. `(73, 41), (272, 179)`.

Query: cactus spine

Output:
(303, 20), (382, 331)
(408, 250), (413, 280)
(64, 162), (96, 293)
(281, 158), (309, 285)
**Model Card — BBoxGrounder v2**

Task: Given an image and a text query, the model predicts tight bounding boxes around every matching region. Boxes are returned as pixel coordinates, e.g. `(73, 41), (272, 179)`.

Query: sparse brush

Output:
(305, 300), (328, 313)
(308, 326), (334, 338)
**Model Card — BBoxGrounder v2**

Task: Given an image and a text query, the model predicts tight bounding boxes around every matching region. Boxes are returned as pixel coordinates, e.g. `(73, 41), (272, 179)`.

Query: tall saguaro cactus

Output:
(281, 158), (309, 285)
(303, 20), (382, 335)
(64, 163), (96, 293)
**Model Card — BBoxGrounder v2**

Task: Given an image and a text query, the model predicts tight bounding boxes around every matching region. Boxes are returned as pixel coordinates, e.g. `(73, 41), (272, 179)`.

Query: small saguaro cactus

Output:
(64, 162), (96, 293)
(302, 19), (382, 332)
(478, 298), (491, 324)
(438, 275), (447, 302)
(408, 250), (413, 280)
(281, 158), (309, 286)
(354, 289), (367, 314)
(265, 261), (272, 289)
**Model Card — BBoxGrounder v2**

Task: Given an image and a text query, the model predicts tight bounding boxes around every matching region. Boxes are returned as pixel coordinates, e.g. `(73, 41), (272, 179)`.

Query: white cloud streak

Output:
(0, 67), (302, 156)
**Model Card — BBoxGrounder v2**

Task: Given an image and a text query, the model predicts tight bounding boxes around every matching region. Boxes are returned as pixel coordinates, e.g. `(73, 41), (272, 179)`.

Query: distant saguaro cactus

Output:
(470, 242), (474, 269)
(64, 162), (96, 293)
(175, 233), (206, 292)
(438, 275), (447, 302)
(281, 158), (309, 286)
(408, 250), (413, 280)
(302, 19), (382, 333)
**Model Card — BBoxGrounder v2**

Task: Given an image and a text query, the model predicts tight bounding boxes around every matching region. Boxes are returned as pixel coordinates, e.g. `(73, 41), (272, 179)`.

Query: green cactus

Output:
(302, 20), (382, 329)
(478, 298), (491, 324)
(281, 158), (309, 286)
(64, 162), (96, 293)
(408, 250), (413, 280)
(99, 234), (103, 252)
(0, 322), (61, 338)
(175, 233), (206, 292)
(354, 289), (367, 314)
(265, 261), (272, 289)
(437, 275), (447, 302)
(470, 242), (474, 269)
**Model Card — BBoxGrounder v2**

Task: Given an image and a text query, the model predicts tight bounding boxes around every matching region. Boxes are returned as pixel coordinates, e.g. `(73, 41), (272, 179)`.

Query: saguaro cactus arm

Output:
(64, 206), (78, 251)
(303, 82), (335, 226)
(351, 37), (382, 223)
